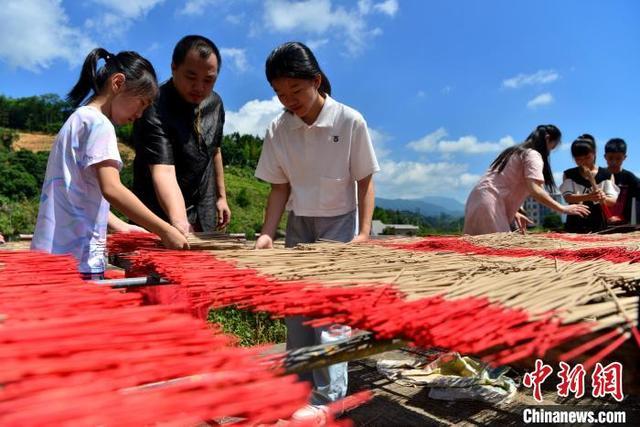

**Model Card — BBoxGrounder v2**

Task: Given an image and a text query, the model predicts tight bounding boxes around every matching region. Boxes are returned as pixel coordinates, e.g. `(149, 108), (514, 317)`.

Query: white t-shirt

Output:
(255, 95), (380, 217)
(31, 106), (122, 273)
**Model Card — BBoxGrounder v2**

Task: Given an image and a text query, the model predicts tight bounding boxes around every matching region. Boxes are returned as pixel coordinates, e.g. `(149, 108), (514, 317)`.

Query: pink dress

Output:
(464, 149), (545, 235)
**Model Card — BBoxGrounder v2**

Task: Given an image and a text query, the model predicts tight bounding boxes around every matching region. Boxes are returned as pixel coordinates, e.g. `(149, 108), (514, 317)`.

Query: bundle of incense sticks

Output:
(0, 250), (365, 426)
(107, 232), (638, 371)
(119, 247), (590, 366)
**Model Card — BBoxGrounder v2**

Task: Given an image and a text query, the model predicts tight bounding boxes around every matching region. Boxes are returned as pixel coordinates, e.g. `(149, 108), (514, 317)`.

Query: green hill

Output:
(223, 165), (286, 237)
(1, 124), (284, 239)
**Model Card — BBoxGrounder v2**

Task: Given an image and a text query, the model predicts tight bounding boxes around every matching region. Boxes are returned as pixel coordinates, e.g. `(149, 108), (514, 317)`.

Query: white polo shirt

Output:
(255, 95), (380, 217)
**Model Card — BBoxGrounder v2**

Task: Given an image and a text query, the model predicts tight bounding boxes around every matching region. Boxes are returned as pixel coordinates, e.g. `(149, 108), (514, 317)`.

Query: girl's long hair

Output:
(67, 48), (158, 108)
(490, 124), (561, 190)
(265, 42), (331, 96)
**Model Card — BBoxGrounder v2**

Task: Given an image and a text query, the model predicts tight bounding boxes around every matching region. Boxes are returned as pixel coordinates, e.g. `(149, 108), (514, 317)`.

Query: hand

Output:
(585, 191), (600, 202)
(124, 224), (148, 233)
(159, 226), (190, 250)
(255, 234), (273, 249)
(563, 204), (590, 217)
(514, 212), (534, 234)
(350, 233), (369, 244)
(595, 189), (607, 203)
(216, 197), (231, 230)
(171, 219), (193, 237)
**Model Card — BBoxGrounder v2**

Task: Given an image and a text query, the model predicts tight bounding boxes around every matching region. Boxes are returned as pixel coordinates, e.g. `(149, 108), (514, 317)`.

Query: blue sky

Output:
(1, 0), (639, 202)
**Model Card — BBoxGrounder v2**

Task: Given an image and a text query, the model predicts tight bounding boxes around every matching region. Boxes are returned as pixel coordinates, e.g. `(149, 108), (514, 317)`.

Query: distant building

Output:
(523, 192), (563, 226)
(371, 220), (420, 236)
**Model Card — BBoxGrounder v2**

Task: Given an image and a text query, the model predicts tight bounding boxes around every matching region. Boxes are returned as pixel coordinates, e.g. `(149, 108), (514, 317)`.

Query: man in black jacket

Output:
(132, 35), (230, 233)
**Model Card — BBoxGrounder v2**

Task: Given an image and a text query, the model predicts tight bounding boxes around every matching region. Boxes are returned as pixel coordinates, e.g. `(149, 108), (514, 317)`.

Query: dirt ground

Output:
(14, 132), (135, 157)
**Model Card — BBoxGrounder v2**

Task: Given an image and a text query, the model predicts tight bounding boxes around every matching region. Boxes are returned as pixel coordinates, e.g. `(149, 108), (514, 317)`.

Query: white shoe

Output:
(291, 404), (329, 426)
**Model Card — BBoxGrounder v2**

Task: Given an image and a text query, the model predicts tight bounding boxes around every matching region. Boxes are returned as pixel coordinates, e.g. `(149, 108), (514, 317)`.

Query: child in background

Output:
(255, 42), (379, 422)
(604, 138), (639, 224)
(32, 48), (188, 279)
(464, 125), (589, 235)
(560, 135), (618, 233)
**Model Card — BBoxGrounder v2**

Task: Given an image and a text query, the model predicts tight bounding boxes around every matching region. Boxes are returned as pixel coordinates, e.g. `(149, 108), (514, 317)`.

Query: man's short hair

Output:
(605, 138), (627, 154)
(172, 35), (221, 69)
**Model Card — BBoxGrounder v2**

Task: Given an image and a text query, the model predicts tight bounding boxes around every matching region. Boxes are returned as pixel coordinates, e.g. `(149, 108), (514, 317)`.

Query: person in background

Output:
(0, 233), (5, 244)
(254, 42), (379, 423)
(464, 125), (589, 235)
(604, 138), (639, 224)
(560, 135), (618, 233)
(132, 35), (230, 234)
(31, 48), (188, 279)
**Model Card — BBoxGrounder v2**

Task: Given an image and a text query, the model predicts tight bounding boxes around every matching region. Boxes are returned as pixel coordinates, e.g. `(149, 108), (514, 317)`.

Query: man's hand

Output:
(159, 225), (190, 250)
(171, 219), (194, 236)
(216, 197), (231, 230)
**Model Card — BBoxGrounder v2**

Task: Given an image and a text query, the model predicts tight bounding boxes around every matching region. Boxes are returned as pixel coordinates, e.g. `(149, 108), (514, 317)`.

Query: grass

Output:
(208, 306), (287, 346)
(223, 165), (288, 238)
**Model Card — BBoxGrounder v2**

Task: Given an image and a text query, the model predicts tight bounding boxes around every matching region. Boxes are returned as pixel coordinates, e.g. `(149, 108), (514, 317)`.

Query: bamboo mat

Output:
(210, 239), (639, 333)
(396, 232), (640, 250)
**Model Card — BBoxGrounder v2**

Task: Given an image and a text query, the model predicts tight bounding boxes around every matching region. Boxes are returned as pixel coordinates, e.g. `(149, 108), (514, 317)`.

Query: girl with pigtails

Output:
(32, 48), (188, 279)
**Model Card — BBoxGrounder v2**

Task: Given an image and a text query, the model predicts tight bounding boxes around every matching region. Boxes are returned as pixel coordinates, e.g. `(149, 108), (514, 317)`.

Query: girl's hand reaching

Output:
(160, 226), (190, 250)
(514, 211), (534, 234)
(563, 204), (590, 217)
(350, 234), (369, 244)
(255, 234), (274, 249)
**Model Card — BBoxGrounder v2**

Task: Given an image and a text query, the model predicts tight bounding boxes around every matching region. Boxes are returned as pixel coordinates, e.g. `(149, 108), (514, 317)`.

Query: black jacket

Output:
(132, 79), (225, 231)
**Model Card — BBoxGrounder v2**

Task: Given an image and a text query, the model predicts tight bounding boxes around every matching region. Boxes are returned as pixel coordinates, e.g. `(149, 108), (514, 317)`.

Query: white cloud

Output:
(416, 90), (426, 98)
(226, 13), (244, 25)
(374, 0), (398, 16)
(407, 128), (516, 155)
(145, 42), (161, 54)
(86, 0), (164, 38)
(441, 85), (452, 95)
(224, 96), (283, 136)
(220, 47), (248, 72)
(376, 159), (478, 199)
(406, 127), (447, 152)
(263, 0), (397, 55)
(527, 92), (554, 109)
(179, 0), (223, 16)
(502, 69), (559, 89)
(369, 128), (392, 160)
(358, 0), (372, 14)
(0, 0), (95, 71)
(305, 38), (330, 51)
(438, 135), (516, 154)
(90, 0), (164, 18)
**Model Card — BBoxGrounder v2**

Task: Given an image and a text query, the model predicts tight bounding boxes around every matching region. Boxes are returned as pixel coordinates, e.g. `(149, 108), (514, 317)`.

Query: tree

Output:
(222, 132), (263, 169)
(0, 127), (18, 151)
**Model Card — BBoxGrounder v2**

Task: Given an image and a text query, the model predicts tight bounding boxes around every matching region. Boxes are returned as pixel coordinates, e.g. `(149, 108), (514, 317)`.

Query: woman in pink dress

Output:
(464, 125), (589, 235)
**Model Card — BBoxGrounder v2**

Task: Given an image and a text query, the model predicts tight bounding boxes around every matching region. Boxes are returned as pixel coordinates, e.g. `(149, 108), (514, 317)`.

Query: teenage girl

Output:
(32, 48), (188, 279)
(464, 125), (589, 235)
(254, 42), (379, 418)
